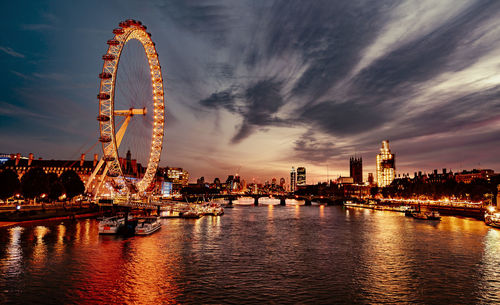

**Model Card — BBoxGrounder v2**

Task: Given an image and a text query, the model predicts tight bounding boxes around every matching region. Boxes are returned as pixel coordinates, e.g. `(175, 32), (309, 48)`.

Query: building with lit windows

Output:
(376, 140), (395, 187)
(1, 153), (102, 186)
(290, 167), (297, 192)
(297, 167), (306, 186)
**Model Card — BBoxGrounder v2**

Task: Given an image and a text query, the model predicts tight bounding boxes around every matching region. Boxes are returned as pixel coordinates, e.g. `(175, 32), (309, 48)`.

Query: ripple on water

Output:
(0, 204), (499, 304)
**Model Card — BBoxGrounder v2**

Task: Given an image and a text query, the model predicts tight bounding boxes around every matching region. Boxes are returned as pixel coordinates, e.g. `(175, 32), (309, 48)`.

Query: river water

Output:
(0, 198), (499, 304)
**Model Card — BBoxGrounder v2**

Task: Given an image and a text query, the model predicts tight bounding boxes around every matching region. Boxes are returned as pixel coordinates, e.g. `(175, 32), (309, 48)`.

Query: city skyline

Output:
(2, 1), (500, 182)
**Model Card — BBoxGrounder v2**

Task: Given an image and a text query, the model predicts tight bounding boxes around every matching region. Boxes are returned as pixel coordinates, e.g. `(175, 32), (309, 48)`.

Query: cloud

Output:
(293, 132), (343, 163)
(0, 46), (25, 58)
(200, 79), (287, 143)
(21, 24), (56, 31)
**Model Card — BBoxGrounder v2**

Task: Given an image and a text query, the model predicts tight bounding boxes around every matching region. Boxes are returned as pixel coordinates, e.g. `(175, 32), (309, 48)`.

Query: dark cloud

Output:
(293, 133), (343, 163)
(262, 0), (394, 100)
(352, 1), (500, 98)
(199, 89), (236, 112)
(299, 100), (387, 136)
(200, 79), (287, 143)
(156, 0), (230, 46)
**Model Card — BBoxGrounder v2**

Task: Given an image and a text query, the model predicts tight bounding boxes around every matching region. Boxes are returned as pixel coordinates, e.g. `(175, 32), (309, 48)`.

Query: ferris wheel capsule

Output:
(112, 28), (124, 35)
(102, 54), (115, 61)
(99, 72), (112, 79)
(107, 39), (120, 46)
(97, 93), (110, 99)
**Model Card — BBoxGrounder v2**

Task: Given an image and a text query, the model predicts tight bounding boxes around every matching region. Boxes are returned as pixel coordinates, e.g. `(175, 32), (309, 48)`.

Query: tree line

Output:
(0, 168), (85, 202)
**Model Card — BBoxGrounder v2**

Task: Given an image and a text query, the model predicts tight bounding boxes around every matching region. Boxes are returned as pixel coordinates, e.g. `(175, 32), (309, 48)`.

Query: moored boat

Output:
(485, 212), (500, 228)
(180, 210), (201, 219)
(98, 216), (125, 234)
(411, 210), (441, 220)
(135, 217), (161, 235)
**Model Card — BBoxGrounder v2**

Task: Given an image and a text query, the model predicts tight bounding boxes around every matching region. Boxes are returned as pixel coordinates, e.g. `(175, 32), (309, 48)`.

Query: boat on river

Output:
(412, 210), (441, 220)
(485, 212), (500, 228)
(180, 210), (201, 219)
(135, 217), (161, 235)
(98, 216), (125, 234)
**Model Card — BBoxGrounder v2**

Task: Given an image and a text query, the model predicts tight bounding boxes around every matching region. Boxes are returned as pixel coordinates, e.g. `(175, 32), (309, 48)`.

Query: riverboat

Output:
(411, 210), (441, 220)
(180, 210), (201, 219)
(98, 216), (125, 234)
(485, 212), (500, 228)
(135, 217), (161, 235)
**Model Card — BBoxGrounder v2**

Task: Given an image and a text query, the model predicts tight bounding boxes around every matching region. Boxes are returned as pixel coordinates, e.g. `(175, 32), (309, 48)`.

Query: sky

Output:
(1, 0), (500, 184)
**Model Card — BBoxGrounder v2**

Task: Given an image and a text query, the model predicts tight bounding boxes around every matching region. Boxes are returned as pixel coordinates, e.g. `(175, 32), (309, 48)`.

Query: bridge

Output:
(182, 194), (344, 206)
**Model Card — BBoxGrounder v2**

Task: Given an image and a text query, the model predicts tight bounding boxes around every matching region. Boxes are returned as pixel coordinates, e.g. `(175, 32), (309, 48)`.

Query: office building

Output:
(376, 140), (395, 187)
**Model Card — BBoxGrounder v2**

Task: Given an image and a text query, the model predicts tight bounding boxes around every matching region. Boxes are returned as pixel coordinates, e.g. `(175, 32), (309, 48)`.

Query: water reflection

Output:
(3, 226), (24, 277)
(0, 207), (499, 304)
(32, 226), (49, 266)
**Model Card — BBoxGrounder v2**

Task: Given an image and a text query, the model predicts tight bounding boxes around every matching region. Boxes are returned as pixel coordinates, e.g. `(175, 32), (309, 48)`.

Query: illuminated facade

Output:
(163, 167), (189, 186)
(290, 167), (296, 192)
(376, 140), (395, 187)
(297, 167), (306, 186)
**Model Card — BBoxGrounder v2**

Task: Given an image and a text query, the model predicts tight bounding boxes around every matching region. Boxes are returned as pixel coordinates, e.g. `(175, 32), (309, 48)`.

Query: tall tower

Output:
(350, 157), (363, 184)
(376, 140), (395, 187)
(290, 167), (297, 192)
(497, 185), (500, 210)
(297, 167), (306, 186)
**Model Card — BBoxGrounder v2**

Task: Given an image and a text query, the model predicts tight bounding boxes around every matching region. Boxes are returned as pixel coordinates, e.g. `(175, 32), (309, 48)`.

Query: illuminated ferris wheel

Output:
(86, 19), (165, 196)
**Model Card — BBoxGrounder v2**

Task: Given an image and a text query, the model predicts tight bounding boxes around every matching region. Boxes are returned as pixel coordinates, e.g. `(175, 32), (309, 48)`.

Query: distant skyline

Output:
(1, 1), (500, 183)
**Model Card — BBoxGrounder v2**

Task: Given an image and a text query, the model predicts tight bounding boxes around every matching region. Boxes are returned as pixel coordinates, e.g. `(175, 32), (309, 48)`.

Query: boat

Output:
(411, 210), (441, 220)
(135, 217), (161, 235)
(427, 210), (441, 220)
(98, 216), (125, 234)
(160, 209), (181, 218)
(404, 207), (417, 217)
(485, 212), (500, 228)
(180, 210), (201, 219)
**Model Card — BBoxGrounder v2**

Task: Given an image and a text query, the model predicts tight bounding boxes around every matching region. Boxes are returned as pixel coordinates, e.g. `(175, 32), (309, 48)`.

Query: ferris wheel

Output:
(86, 19), (165, 197)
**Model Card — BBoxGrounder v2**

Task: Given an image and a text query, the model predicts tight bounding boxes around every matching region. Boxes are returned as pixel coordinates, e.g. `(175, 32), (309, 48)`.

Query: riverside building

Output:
(376, 140), (395, 187)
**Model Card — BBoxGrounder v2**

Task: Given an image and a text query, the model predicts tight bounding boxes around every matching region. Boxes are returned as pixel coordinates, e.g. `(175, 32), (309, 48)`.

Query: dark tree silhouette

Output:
(21, 167), (49, 200)
(47, 173), (64, 201)
(60, 170), (84, 199)
(0, 169), (20, 201)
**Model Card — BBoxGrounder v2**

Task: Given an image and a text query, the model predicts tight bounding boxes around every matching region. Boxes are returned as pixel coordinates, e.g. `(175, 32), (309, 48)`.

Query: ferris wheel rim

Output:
(97, 19), (165, 194)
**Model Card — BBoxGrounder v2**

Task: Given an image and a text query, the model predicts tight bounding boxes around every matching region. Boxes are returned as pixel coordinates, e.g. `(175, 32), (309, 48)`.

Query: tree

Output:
(60, 170), (84, 199)
(370, 186), (379, 198)
(47, 173), (64, 201)
(21, 167), (49, 200)
(0, 169), (20, 201)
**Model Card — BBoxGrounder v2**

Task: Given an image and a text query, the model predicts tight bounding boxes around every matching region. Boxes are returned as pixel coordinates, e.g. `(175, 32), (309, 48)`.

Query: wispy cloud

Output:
(0, 46), (25, 58)
(22, 24), (56, 31)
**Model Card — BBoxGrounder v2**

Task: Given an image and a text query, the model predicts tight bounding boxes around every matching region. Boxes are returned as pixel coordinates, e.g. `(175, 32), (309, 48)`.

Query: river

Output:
(1, 198), (499, 304)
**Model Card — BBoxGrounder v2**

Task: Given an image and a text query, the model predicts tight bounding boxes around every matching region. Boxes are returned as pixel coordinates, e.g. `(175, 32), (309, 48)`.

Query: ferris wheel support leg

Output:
(85, 158), (105, 193)
(115, 114), (133, 148)
(93, 162), (111, 200)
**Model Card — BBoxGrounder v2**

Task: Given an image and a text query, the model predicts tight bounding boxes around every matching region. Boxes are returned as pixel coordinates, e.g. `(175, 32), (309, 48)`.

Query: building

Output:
(158, 166), (189, 197)
(350, 157), (363, 184)
(290, 167), (297, 192)
(297, 167), (306, 186)
(337, 176), (354, 184)
(367, 173), (374, 186)
(279, 177), (286, 188)
(455, 169), (494, 184)
(376, 140), (395, 187)
(1, 153), (101, 187)
(497, 185), (500, 210)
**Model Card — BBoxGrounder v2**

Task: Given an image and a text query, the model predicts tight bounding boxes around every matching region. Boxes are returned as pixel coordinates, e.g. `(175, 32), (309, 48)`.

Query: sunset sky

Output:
(1, 0), (500, 183)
